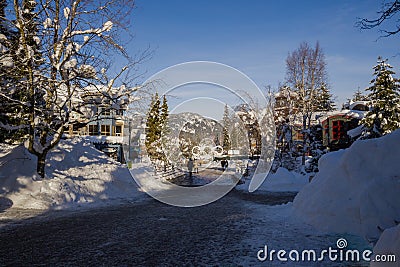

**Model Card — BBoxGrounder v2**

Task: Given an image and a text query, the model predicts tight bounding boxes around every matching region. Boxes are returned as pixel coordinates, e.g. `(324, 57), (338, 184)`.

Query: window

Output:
(88, 125), (99, 136)
(102, 108), (111, 116)
(115, 109), (124, 116)
(73, 124), (80, 134)
(332, 120), (344, 140)
(352, 104), (369, 111)
(115, 125), (122, 136)
(101, 125), (111, 136)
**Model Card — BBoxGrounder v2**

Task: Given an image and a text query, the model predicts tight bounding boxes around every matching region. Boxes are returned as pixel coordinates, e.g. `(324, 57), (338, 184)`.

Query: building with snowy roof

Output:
(65, 85), (130, 141)
(64, 85), (141, 162)
(320, 101), (370, 149)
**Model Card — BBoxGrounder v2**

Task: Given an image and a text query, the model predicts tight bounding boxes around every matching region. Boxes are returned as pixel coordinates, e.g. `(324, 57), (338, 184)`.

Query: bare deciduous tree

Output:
(357, 0), (400, 37)
(285, 41), (328, 165)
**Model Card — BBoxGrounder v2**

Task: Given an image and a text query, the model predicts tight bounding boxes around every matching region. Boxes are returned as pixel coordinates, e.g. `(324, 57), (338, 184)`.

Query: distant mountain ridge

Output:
(168, 112), (223, 145)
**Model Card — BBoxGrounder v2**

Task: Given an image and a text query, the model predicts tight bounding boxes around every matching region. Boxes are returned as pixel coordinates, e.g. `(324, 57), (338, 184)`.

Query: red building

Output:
(321, 101), (369, 150)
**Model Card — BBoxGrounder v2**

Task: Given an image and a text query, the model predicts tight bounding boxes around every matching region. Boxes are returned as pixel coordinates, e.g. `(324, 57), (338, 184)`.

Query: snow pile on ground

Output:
(293, 129), (400, 243)
(236, 167), (309, 193)
(0, 143), (15, 157)
(261, 167), (309, 192)
(129, 160), (174, 192)
(371, 224), (400, 267)
(0, 138), (144, 210)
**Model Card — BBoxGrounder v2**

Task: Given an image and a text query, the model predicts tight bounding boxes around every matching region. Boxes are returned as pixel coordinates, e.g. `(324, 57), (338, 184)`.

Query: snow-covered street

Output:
(0, 187), (370, 266)
(1, 133), (399, 266)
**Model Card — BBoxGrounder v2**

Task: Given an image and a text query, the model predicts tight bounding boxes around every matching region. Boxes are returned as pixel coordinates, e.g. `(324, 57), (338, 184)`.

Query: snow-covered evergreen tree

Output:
(145, 93), (170, 163)
(159, 95), (170, 163)
(145, 93), (161, 160)
(305, 124), (324, 173)
(222, 104), (231, 153)
(230, 124), (239, 150)
(315, 83), (336, 112)
(361, 57), (400, 138)
(352, 87), (369, 102)
(0, 0), (39, 142)
(160, 95), (169, 127)
(0, 0), (18, 141)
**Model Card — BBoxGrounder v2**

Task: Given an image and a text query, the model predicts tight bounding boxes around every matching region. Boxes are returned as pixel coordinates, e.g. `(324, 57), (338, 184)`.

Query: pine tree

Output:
(230, 124), (239, 150)
(145, 93), (161, 160)
(159, 95), (169, 162)
(214, 134), (220, 146)
(145, 93), (171, 163)
(361, 57), (400, 138)
(0, 0), (17, 141)
(352, 87), (369, 102)
(160, 95), (168, 127)
(315, 83), (336, 112)
(222, 104), (231, 153)
(305, 83), (334, 173)
(0, 0), (35, 142)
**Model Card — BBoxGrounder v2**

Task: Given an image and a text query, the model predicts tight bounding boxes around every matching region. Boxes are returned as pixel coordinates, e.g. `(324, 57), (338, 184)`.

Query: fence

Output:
(154, 164), (185, 181)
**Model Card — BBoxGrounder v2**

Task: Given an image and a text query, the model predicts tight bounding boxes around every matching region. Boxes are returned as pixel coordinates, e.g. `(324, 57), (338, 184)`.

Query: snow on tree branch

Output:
(0, 0), (144, 178)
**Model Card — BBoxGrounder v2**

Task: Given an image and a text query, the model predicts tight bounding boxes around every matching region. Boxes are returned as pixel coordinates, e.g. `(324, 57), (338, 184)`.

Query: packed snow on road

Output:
(0, 131), (399, 265)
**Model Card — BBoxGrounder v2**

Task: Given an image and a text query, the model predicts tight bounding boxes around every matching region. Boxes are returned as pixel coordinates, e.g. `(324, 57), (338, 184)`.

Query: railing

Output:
(154, 164), (185, 180)
(82, 135), (124, 144)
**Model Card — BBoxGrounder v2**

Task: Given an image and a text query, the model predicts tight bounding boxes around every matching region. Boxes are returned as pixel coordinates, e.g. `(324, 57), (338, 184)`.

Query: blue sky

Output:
(126, 0), (400, 106)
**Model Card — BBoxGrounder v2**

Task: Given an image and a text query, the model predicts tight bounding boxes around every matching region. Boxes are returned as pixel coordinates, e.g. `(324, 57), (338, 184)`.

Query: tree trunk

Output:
(302, 114), (306, 166)
(36, 152), (48, 178)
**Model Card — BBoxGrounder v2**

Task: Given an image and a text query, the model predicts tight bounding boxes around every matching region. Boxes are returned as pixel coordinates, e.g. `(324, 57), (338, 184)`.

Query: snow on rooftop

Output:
(274, 89), (298, 98)
(318, 108), (367, 122)
(349, 101), (370, 110)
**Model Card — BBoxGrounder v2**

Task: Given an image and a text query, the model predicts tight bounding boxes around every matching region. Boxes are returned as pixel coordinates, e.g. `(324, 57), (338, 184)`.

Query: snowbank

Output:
(236, 167), (309, 193)
(371, 225), (400, 267)
(129, 161), (174, 192)
(293, 130), (400, 242)
(261, 167), (309, 192)
(0, 138), (143, 210)
(0, 143), (15, 157)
